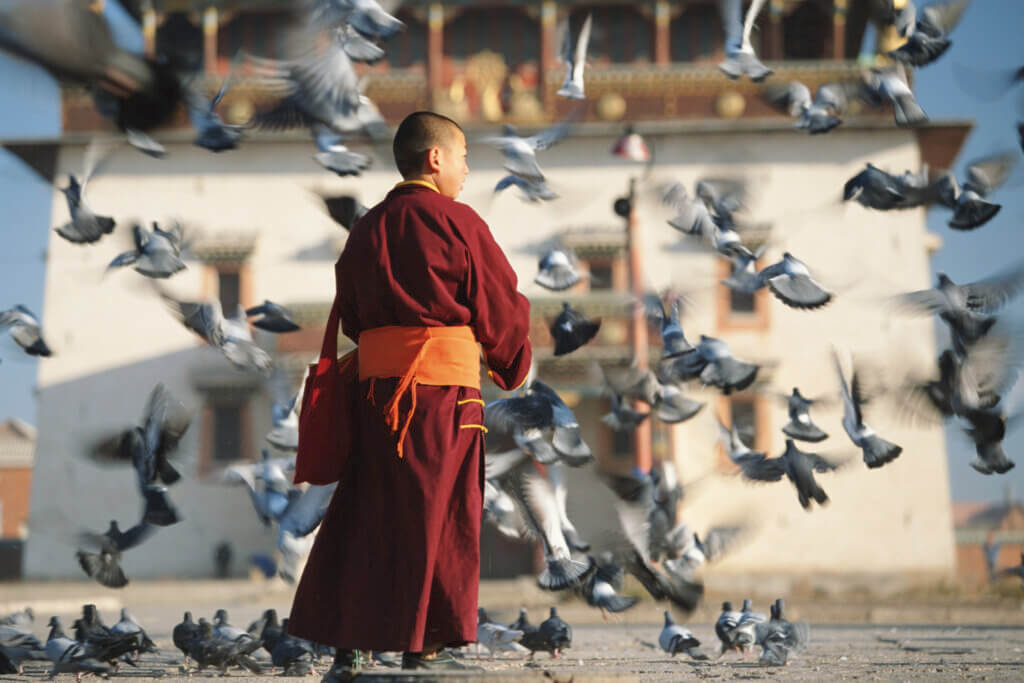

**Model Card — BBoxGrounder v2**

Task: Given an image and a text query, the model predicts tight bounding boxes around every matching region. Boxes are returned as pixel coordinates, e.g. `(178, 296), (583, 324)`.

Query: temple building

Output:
(15, 0), (967, 585)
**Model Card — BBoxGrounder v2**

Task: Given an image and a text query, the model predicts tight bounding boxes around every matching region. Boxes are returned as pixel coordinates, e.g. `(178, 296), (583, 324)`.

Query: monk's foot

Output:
(320, 649), (362, 683)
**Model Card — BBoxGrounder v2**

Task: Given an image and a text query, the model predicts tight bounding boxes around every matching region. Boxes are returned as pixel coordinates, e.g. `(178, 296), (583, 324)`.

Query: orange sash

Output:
(358, 325), (481, 458)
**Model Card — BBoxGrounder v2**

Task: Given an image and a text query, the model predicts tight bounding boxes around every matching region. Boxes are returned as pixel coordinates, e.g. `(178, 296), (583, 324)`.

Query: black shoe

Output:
(401, 649), (484, 671)
(321, 649), (362, 683)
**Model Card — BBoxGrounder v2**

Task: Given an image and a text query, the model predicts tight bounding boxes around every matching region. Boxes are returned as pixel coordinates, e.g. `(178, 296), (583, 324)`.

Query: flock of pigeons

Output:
(0, 0), (1022, 674)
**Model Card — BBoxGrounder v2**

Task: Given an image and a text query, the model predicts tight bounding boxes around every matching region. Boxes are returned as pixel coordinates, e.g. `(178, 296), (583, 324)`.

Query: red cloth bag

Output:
(293, 297), (359, 485)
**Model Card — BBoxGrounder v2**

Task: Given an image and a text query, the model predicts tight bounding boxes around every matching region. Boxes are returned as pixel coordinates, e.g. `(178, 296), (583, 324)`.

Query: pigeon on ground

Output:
(212, 610), (262, 655)
(758, 252), (832, 310)
(861, 66), (928, 127)
(76, 519), (156, 588)
(54, 139), (116, 245)
(110, 609), (156, 654)
(73, 605), (145, 666)
(578, 552), (637, 615)
(932, 152), (1017, 231)
(246, 300), (301, 333)
(715, 601), (743, 654)
(895, 264), (1024, 354)
(0, 608), (33, 629)
(658, 610), (707, 659)
(172, 612), (200, 665)
(248, 608), (283, 655)
(557, 12), (592, 99)
(718, 0), (772, 82)
(108, 222), (187, 279)
(521, 607), (571, 659)
(757, 599), (810, 665)
(659, 335), (759, 394)
(0, 306), (52, 357)
(481, 122), (571, 182)
(888, 0), (970, 67)
(185, 72), (244, 152)
(495, 174), (558, 202)
(45, 616), (112, 682)
(185, 618), (262, 675)
(725, 599), (768, 654)
(270, 620), (318, 675)
(312, 125), (373, 176)
(476, 608), (526, 659)
(780, 388), (829, 442)
(0, 623), (46, 674)
(765, 81), (849, 134)
(549, 302), (600, 356)
(833, 352), (902, 468)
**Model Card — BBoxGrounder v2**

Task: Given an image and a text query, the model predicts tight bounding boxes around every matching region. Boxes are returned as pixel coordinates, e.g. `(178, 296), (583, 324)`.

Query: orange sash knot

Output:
(358, 325), (481, 458)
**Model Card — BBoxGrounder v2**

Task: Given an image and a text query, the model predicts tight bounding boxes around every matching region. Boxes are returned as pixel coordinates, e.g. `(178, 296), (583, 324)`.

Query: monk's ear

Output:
(425, 146), (443, 174)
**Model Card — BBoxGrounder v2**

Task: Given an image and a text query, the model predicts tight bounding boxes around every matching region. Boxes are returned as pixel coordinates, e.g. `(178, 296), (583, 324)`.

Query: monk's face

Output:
(433, 129), (469, 199)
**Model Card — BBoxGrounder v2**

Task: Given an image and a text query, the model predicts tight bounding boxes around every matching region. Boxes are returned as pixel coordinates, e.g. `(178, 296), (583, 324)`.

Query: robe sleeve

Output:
(460, 210), (532, 391)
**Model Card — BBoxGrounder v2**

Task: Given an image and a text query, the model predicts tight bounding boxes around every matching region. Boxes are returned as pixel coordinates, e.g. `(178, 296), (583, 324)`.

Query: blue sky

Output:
(0, 1), (1020, 501)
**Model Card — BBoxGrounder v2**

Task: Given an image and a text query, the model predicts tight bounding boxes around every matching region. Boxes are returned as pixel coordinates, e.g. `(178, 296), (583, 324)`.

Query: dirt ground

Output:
(3, 579), (1024, 681)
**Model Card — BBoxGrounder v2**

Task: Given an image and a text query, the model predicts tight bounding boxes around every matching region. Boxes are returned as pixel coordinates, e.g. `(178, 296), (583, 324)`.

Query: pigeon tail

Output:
(24, 338), (52, 357)
(252, 318), (301, 333)
(538, 555), (594, 591)
(551, 426), (593, 466)
(552, 320), (601, 356)
(861, 434), (902, 469)
(892, 95), (928, 127)
(595, 592), (637, 613)
(972, 443), (1015, 475)
(807, 115), (842, 135)
(700, 357), (758, 394)
(562, 526), (590, 553)
(949, 199), (1001, 231)
(887, 36), (951, 67)
(782, 421), (828, 443)
(142, 486), (182, 526)
(669, 633), (701, 654)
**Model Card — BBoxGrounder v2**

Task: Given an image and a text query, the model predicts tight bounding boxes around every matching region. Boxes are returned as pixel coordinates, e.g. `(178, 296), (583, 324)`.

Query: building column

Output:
(654, 0), (671, 66)
(832, 0), (847, 60)
(427, 3), (445, 100)
(142, 4), (156, 58)
(202, 5), (218, 74)
(766, 0), (784, 60)
(626, 178), (652, 475)
(539, 1), (557, 113)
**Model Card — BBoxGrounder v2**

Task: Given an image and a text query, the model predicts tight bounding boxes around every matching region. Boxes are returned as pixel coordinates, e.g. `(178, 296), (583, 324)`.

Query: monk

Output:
(287, 111), (532, 680)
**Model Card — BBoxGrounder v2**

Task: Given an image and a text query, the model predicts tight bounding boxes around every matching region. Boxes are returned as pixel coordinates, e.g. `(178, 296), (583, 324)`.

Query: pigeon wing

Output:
(764, 81), (812, 116)
(962, 262), (1024, 314)
(964, 152), (1017, 196)
(919, 0), (970, 37)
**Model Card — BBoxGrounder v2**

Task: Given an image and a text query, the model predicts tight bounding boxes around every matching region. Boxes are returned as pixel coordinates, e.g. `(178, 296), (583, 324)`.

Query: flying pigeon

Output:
(185, 72), (244, 153)
(888, 0), (970, 67)
(481, 122), (571, 182)
(861, 66), (928, 127)
(494, 174), (558, 202)
(932, 152), (1017, 231)
(486, 379), (592, 465)
(55, 139), (116, 244)
(659, 335), (759, 394)
(758, 252), (833, 310)
(535, 248), (586, 291)
(765, 81), (848, 134)
(0, 306), (52, 357)
(833, 351), (902, 468)
(246, 300), (301, 333)
(644, 293), (693, 358)
(843, 163), (938, 210)
(312, 125), (373, 176)
(108, 222), (187, 279)
(579, 552), (637, 615)
(780, 388), (829, 442)
(549, 302), (601, 356)
(718, 0), (773, 82)
(76, 519), (156, 589)
(557, 12), (592, 99)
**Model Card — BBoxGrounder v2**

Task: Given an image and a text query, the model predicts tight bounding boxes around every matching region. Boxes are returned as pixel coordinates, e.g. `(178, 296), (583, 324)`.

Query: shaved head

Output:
(393, 111), (464, 178)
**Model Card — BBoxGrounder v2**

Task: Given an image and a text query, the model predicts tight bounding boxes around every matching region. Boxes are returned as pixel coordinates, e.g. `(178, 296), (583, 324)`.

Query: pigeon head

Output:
(741, 599), (752, 611)
(182, 611), (194, 623)
(549, 607), (558, 618)
(936, 272), (953, 287)
(663, 610), (674, 626)
(83, 604), (99, 623)
(721, 601), (733, 611)
(477, 607), (489, 623)
(774, 598), (785, 619)
(213, 609), (228, 624)
(48, 615), (62, 628)
(197, 619), (213, 637)
(107, 520), (121, 534)
(792, 387), (803, 398)
(263, 608), (279, 627)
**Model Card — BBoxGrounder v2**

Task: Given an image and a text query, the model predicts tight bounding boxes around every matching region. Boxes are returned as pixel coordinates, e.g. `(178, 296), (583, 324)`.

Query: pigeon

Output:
(486, 380), (592, 465)
(547, 462), (590, 552)
(549, 302), (601, 356)
(535, 248), (586, 291)
(108, 222), (187, 279)
(721, 245), (768, 296)
(320, 193), (369, 231)
(266, 378), (300, 452)
(658, 610), (706, 659)
(270, 621), (318, 675)
(780, 388), (829, 442)
(644, 294), (693, 358)
(0, 608), (33, 629)
(932, 152), (1017, 231)
(129, 383), (191, 525)
(45, 616), (112, 682)
(212, 610), (262, 654)
(861, 66), (928, 127)
(756, 599), (810, 665)
(833, 351), (902, 468)
(781, 439), (844, 510)
(718, 0), (773, 82)
(663, 182), (721, 242)
(276, 482), (338, 583)
(72, 605), (145, 666)
(185, 72), (244, 152)
(765, 81), (848, 134)
(76, 519), (156, 588)
(530, 607), (572, 659)
(481, 122), (571, 182)
(0, 0), (183, 139)
(666, 524), (749, 579)
(0, 305), (52, 356)
(843, 163), (938, 210)
(493, 452), (594, 590)
(110, 609), (156, 654)
(55, 139), (116, 245)
(246, 300), (301, 333)
(494, 174), (558, 202)
(476, 608), (526, 659)
(888, 0), (970, 67)
(0, 623), (46, 674)
(306, 0), (405, 41)
(602, 364), (703, 425)
(557, 12), (592, 99)
(659, 335), (759, 394)
(160, 290), (272, 372)
(961, 405), (1016, 474)
(758, 252), (832, 310)
(611, 125), (650, 162)
(719, 418), (782, 482)
(714, 601), (743, 654)
(896, 264), (1024, 354)
(172, 612), (200, 665)
(483, 480), (527, 540)
(510, 608), (552, 659)
(248, 608), (283, 655)
(725, 599), (768, 653)
(983, 535), (1002, 582)
(312, 125), (373, 176)
(186, 618), (263, 675)
(600, 390), (650, 432)
(578, 552), (637, 615)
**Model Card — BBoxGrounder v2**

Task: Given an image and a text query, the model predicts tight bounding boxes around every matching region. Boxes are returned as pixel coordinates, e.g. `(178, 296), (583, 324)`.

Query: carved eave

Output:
(283, 301), (333, 328)
(559, 227), (627, 258)
(191, 366), (263, 399)
(529, 292), (631, 319)
(191, 231), (258, 264)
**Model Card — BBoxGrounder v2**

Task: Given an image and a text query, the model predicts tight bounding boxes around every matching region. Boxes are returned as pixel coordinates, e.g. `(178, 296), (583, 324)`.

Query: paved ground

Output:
(2, 579), (1023, 680)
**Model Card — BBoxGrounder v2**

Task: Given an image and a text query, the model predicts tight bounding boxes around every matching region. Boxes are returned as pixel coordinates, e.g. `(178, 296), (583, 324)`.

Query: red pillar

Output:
(142, 5), (156, 58)
(627, 178), (652, 474)
(202, 6), (218, 74)
(539, 1), (557, 115)
(654, 0), (671, 66)
(832, 0), (847, 60)
(427, 3), (445, 101)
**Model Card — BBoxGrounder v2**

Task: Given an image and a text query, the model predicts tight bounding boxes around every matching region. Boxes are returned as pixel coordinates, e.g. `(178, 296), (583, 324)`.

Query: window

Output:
(445, 7), (539, 71)
(156, 13), (203, 74)
(729, 288), (756, 315)
(612, 428), (633, 458)
(718, 392), (768, 470)
(670, 4), (724, 62)
(783, 1), (830, 60)
(387, 9), (428, 69)
(218, 271), (240, 315)
(571, 4), (651, 64)
(213, 402), (244, 463)
(716, 256), (770, 331)
(729, 397), (756, 449)
(588, 262), (614, 292)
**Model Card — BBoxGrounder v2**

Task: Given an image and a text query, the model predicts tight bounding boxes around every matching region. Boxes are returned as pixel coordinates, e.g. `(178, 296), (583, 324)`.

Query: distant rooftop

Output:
(0, 419), (36, 468)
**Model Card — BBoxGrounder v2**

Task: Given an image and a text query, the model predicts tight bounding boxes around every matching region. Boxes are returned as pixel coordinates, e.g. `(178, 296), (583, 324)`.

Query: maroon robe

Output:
(287, 183), (531, 652)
